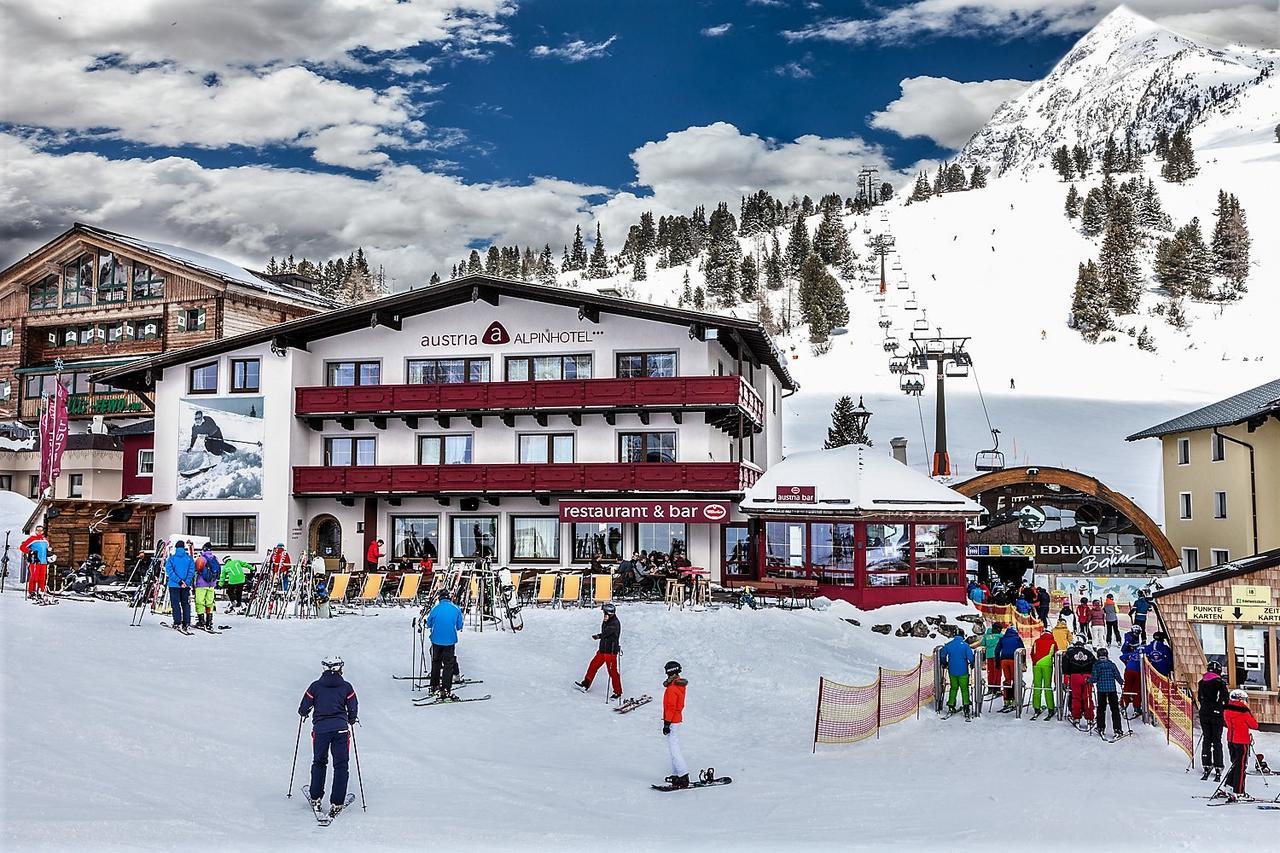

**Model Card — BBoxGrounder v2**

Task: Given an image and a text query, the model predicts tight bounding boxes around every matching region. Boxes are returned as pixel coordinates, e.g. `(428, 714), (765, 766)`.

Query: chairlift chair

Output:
(945, 361), (970, 378)
(883, 335), (898, 351)
(925, 339), (945, 354)
(889, 356), (909, 374)
(913, 311), (929, 332)
(975, 429), (1006, 472)
(897, 278), (909, 290)
(904, 295), (918, 310)
(878, 315), (892, 329)
(873, 292), (886, 303)
(900, 372), (925, 395)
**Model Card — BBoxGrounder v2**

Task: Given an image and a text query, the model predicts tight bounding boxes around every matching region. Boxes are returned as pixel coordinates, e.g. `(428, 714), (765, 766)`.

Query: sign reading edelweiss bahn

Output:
(558, 501), (730, 524)
(775, 486), (816, 504)
(421, 321), (605, 349)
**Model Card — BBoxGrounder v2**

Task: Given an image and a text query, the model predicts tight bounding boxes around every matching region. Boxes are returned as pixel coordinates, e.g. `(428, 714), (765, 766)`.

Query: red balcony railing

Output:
(295, 375), (765, 428)
(292, 462), (762, 496)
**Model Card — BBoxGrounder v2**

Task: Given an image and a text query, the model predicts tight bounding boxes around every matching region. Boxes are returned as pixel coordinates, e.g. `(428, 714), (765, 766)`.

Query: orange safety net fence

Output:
(974, 601), (1045, 636)
(814, 655), (936, 749)
(1144, 659), (1195, 761)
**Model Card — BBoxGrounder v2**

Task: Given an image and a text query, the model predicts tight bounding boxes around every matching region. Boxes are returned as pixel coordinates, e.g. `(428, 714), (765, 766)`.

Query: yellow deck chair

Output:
(591, 574), (613, 605)
(534, 573), (558, 606)
(468, 575), (480, 605)
(507, 571), (523, 604)
(398, 573), (422, 602)
(558, 573), (582, 608)
(358, 573), (385, 603)
(328, 573), (352, 602)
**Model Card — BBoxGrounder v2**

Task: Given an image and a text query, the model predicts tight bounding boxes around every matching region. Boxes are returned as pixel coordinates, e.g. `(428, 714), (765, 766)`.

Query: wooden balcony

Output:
(294, 375), (765, 435)
(19, 389), (148, 421)
(292, 462), (762, 497)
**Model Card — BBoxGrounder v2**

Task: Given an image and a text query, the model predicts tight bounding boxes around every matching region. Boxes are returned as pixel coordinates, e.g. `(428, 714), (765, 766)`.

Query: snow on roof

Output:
(1150, 548), (1280, 597)
(1127, 378), (1280, 440)
(740, 444), (983, 515)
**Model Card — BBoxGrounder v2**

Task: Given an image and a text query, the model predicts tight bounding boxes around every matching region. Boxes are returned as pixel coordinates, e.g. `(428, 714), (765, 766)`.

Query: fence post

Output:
(876, 666), (883, 739)
(812, 677), (824, 754)
(917, 654), (924, 720)
(1164, 668), (1171, 747)
(1140, 656), (1150, 726)
(973, 647), (983, 718)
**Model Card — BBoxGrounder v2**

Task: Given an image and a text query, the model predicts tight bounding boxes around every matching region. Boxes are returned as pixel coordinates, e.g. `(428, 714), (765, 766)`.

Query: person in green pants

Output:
(940, 633), (976, 720)
(1030, 628), (1058, 720)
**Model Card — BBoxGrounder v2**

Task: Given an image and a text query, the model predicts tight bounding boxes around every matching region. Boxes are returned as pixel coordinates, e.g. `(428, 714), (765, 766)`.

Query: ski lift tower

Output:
(858, 167), (880, 209)
(905, 331), (973, 478)
(868, 234), (894, 294)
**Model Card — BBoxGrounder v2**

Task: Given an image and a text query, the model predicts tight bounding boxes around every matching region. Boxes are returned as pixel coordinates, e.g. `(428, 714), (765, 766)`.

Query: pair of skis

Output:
(614, 695), (652, 714)
(413, 692), (491, 707)
(940, 708), (972, 722)
(1098, 730), (1132, 743)
(301, 786), (355, 825)
(651, 768), (733, 792)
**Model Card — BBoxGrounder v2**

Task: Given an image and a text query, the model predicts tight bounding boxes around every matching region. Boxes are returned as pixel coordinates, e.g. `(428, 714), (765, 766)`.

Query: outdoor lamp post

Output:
(850, 396), (873, 446)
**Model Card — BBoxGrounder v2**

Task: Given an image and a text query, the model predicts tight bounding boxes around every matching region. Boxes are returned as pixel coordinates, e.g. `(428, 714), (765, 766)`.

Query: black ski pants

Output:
(1105, 622), (1121, 644)
(1096, 690), (1122, 734)
(430, 643), (458, 693)
(310, 728), (350, 805)
(1200, 715), (1224, 769)
(1226, 742), (1248, 794)
(225, 582), (244, 607)
(168, 586), (191, 628)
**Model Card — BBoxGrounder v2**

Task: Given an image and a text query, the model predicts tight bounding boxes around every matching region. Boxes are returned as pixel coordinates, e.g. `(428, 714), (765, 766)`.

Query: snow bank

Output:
(0, 491), (36, 550)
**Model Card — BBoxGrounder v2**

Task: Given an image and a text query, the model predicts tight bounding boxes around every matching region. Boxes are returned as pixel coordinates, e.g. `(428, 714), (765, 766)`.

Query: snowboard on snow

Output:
(613, 695), (652, 714)
(302, 787), (356, 825)
(652, 769), (732, 792)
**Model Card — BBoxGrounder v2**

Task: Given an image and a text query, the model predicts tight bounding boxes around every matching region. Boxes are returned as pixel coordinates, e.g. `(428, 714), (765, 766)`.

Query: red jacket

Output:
(1223, 701), (1258, 745)
(267, 548), (291, 574)
(366, 541), (384, 564)
(1088, 605), (1105, 626)
(1032, 633), (1057, 664)
(1075, 602), (1090, 624)
(19, 534), (47, 561)
(663, 678), (687, 724)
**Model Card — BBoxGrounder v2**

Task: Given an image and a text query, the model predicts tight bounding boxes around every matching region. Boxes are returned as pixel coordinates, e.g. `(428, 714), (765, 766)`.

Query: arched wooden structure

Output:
(955, 466), (1178, 570)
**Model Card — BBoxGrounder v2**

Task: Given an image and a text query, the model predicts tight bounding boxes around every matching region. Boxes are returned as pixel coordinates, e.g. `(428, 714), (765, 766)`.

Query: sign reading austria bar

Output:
(559, 500), (731, 524)
(775, 486), (816, 504)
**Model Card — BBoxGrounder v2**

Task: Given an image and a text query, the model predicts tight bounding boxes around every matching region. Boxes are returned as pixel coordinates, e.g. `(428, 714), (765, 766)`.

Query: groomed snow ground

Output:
(2, 589), (1275, 851)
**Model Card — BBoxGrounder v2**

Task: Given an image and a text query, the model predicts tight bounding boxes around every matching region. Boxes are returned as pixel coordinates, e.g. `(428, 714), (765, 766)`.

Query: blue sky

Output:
(1, 0), (1273, 279)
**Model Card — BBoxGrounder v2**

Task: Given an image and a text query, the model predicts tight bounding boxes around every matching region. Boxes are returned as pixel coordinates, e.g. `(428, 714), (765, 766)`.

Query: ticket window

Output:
(1197, 623), (1275, 692)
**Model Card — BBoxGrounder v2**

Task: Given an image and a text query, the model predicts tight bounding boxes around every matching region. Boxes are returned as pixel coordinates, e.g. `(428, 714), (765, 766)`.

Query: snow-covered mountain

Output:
(961, 5), (1277, 174)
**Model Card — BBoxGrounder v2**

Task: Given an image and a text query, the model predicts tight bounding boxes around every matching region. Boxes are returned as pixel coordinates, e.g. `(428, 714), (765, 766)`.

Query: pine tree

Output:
(638, 211), (657, 255)
(1154, 129), (1170, 159)
(631, 250), (647, 281)
(1064, 184), (1080, 219)
(1211, 191), (1250, 294)
(797, 252), (849, 343)
(1154, 234), (1187, 298)
(569, 225), (588, 271)
(764, 234), (784, 291)
(539, 244), (557, 285)
(1070, 260), (1110, 341)
(1052, 145), (1073, 181)
(692, 285), (705, 310)
(908, 172), (932, 203)
(813, 204), (851, 266)
(485, 246), (501, 275)
(679, 270), (692, 307)
(266, 256), (279, 276)
(783, 212), (811, 277)
(740, 254), (758, 301)
(969, 164), (988, 189)
(823, 395), (863, 449)
(429, 271), (441, 285)
(467, 250), (483, 274)
(560, 245), (571, 273)
(1101, 136), (1120, 177)
(1072, 144), (1090, 177)
(1080, 189), (1105, 236)
(587, 223), (609, 279)
(1177, 217), (1214, 300)
(1137, 179), (1171, 231)
(879, 182), (894, 202)
(944, 163), (967, 192)
(1099, 194), (1143, 313)
(1161, 127), (1198, 183)
(932, 166), (945, 195)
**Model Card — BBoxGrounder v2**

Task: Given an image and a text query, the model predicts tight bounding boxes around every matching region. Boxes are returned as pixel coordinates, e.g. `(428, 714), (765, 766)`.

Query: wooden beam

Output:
(534, 412), (548, 427)
(307, 418), (324, 432)
(468, 413), (483, 428)
(569, 412), (581, 427)
(371, 310), (402, 332)
(577, 304), (600, 324)
(672, 411), (682, 424)
(604, 411), (616, 426)
(688, 323), (706, 342)
(484, 496), (501, 507)
(273, 334), (308, 352)
(638, 410), (650, 426)
(435, 414), (451, 428)
(339, 417), (355, 431)
(387, 497), (402, 507)
(371, 416), (387, 430)
(403, 416), (418, 429)
(471, 285), (499, 306)
(436, 496), (452, 507)
(501, 413), (515, 428)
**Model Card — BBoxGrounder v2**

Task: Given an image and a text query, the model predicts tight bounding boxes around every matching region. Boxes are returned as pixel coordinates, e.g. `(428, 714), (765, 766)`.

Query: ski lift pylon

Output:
(975, 429), (1005, 472)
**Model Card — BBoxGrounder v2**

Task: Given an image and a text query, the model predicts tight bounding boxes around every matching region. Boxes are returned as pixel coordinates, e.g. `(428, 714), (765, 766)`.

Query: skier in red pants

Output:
(1061, 639), (1096, 726)
(576, 603), (622, 699)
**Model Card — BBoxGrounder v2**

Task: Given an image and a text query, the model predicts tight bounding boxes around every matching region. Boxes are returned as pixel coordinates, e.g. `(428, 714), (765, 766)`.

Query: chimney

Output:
(890, 436), (908, 465)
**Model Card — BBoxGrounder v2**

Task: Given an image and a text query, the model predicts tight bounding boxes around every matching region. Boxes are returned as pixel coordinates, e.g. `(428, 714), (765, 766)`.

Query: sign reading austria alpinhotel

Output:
(775, 486), (816, 504)
(421, 321), (605, 349)
(559, 500), (731, 524)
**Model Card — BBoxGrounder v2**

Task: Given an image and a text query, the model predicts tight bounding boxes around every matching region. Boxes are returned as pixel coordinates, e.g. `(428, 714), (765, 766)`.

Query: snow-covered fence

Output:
(1141, 658), (1195, 763)
(812, 655), (936, 751)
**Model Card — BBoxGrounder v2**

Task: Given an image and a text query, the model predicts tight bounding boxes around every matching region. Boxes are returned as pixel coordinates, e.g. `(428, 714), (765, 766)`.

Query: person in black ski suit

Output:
(1197, 659), (1230, 780)
(187, 410), (236, 455)
(1035, 586), (1051, 626)
(1061, 640), (1097, 726)
(299, 656), (359, 817)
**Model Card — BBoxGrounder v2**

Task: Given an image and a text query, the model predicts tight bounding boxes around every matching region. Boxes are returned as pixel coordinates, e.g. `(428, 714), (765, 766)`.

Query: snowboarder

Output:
(1222, 689), (1258, 801)
(1030, 628), (1057, 719)
(219, 555), (249, 611)
(1197, 660), (1229, 781)
(996, 625), (1024, 711)
(298, 656), (358, 820)
(981, 622), (1004, 696)
(939, 633), (975, 719)
(576, 603), (623, 699)
(187, 410), (235, 455)
(1088, 648), (1123, 739)
(1102, 595), (1121, 645)
(19, 524), (49, 599)
(661, 660), (689, 789)
(193, 544), (221, 630)
(365, 538), (384, 572)
(426, 589), (464, 699)
(1129, 592), (1152, 642)
(1061, 640), (1096, 726)
(164, 541), (195, 633)
(1119, 627), (1144, 717)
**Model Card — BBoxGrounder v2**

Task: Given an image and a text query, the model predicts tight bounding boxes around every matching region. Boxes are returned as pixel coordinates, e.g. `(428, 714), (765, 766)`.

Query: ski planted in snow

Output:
(613, 695), (652, 714)
(392, 676), (482, 685)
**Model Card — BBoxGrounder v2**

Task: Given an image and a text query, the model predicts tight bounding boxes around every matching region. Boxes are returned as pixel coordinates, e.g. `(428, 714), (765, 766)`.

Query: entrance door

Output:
(101, 533), (127, 576)
(722, 524), (752, 580)
(310, 515), (342, 570)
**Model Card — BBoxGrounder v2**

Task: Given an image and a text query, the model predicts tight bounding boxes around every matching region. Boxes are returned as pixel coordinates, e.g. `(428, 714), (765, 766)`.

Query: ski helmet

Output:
(1229, 689), (1248, 701)
(601, 603), (617, 614)
(439, 589), (452, 600)
(1207, 660), (1223, 675)
(664, 660), (682, 677)
(1152, 631), (1166, 642)
(1097, 648), (1109, 658)
(322, 655), (344, 673)
(1073, 638), (1085, 646)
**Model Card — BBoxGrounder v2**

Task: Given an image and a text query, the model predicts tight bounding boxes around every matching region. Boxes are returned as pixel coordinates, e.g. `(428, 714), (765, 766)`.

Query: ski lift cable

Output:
(915, 392), (931, 469)
(970, 361), (995, 435)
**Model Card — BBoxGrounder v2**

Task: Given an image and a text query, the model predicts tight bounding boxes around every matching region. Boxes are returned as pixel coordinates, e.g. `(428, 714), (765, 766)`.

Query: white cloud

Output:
(530, 35), (618, 62)
(1155, 4), (1280, 46)
(701, 23), (734, 37)
(774, 60), (814, 79)
(869, 76), (1032, 149)
(781, 1), (1280, 49)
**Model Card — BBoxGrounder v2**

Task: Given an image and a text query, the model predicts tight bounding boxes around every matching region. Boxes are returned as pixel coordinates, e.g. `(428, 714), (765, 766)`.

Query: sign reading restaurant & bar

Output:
(559, 500), (730, 524)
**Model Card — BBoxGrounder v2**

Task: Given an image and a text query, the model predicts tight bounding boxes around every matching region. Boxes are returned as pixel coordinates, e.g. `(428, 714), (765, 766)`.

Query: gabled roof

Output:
(1149, 548), (1280, 598)
(94, 274), (799, 392)
(1126, 378), (1280, 440)
(740, 444), (982, 515)
(0, 223), (339, 310)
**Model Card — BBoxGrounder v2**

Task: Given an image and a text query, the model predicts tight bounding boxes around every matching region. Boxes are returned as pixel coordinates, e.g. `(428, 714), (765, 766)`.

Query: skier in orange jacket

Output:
(662, 660), (689, 789)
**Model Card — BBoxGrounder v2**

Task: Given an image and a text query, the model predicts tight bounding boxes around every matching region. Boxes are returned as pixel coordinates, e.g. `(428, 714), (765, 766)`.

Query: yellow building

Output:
(1128, 379), (1280, 571)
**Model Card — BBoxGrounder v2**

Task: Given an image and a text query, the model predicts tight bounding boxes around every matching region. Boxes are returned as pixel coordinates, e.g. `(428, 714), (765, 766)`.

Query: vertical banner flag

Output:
(38, 381), (70, 495)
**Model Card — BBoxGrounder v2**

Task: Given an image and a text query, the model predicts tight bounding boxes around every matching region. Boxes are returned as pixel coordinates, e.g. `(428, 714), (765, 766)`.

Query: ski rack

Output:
(128, 541), (170, 626)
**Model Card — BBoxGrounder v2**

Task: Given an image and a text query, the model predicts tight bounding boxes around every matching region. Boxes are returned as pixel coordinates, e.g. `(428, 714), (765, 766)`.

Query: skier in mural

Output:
(187, 410), (235, 455)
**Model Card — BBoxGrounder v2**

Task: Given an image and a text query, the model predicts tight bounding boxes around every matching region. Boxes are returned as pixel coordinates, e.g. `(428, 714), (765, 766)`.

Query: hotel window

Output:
(635, 523), (686, 558)
(325, 360), (380, 387)
(619, 431), (676, 463)
(763, 521), (804, 577)
(63, 253), (95, 307)
(1197, 624), (1227, 674)
(391, 516), (439, 561)
(1211, 549), (1229, 566)
(407, 357), (490, 384)
(186, 515), (257, 551)
(28, 474), (40, 498)
(1213, 491), (1227, 519)
(866, 523), (911, 587)
(132, 264), (165, 299)
(505, 354), (592, 381)
(1211, 433), (1226, 462)
(106, 322), (128, 343)
(24, 374), (54, 399)
(1176, 438), (1190, 465)
(510, 516), (560, 562)
(451, 516), (496, 559)
(65, 372), (91, 395)
(519, 433), (574, 464)
(29, 275), (59, 310)
(1182, 547), (1199, 572)
(97, 252), (129, 303)
(616, 351), (676, 378)
(324, 436), (376, 466)
(137, 320), (160, 341)
(418, 434), (472, 465)
(68, 473), (84, 498)
(177, 308), (206, 332)
(573, 522), (623, 562)
(0, 474), (10, 492)
(137, 449), (155, 476)
(723, 526), (751, 578)
(810, 522), (856, 586)
(230, 358), (260, 393)
(1178, 492), (1192, 520)
(1, 326), (12, 346)
(189, 361), (218, 394)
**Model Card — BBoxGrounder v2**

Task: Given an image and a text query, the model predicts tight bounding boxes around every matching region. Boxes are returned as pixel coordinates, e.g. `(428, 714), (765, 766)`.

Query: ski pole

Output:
(350, 725), (367, 811)
(287, 715), (304, 798)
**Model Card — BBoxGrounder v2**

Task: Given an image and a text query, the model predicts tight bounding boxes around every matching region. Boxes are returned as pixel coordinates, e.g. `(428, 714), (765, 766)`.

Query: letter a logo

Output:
(481, 321), (510, 345)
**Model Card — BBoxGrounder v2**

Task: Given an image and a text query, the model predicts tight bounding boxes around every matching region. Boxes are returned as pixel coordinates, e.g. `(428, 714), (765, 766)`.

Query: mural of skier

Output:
(176, 397), (265, 500)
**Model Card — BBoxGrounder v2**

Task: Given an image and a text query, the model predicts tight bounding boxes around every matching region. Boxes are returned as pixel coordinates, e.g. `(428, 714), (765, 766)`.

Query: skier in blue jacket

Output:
(1119, 627), (1144, 716)
(1130, 593), (1153, 642)
(164, 541), (196, 633)
(1143, 631), (1174, 677)
(426, 590), (465, 699)
(940, 634), (976, 719)
(996, 626), (1024, 711)
(299, 656), (358, 820)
